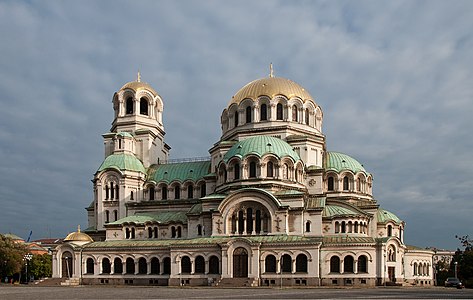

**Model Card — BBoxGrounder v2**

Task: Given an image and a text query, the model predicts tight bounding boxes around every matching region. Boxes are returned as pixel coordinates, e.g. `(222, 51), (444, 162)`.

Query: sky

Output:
(0, 0), (472, 250)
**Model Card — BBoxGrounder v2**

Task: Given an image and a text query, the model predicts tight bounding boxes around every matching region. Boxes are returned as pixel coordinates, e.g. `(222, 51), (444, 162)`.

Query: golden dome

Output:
(64, 225), (94, 243)
(119, 72), (158, 96)
(229, 76), (314, 106)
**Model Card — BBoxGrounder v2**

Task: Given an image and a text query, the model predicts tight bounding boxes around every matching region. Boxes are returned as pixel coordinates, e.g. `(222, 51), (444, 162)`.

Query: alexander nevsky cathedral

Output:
(52, 68), (434, 287)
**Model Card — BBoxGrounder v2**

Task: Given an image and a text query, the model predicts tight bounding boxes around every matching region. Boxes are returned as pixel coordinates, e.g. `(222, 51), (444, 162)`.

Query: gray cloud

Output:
(0, 0), (471, 249)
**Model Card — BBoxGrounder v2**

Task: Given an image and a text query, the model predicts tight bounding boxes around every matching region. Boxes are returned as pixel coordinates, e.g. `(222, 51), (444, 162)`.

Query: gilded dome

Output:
(119, 73), (158, 96)
(64, 226), (94, 243)
(229, 77), (314, 106)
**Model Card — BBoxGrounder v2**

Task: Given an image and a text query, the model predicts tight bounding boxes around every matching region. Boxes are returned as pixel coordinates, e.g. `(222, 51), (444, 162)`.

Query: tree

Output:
(0, 234), (28, 281)
(455, 235), (473, 288)
(29, 254), (52, 279)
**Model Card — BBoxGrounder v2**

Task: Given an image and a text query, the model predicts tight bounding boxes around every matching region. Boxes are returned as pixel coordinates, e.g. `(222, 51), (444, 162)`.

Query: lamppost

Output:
(23, 253), (33, 284)
(454, 261), (458, 278)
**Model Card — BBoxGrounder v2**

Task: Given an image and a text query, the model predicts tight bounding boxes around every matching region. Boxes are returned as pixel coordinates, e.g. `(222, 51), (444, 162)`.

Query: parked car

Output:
(445, 277), (463, 288)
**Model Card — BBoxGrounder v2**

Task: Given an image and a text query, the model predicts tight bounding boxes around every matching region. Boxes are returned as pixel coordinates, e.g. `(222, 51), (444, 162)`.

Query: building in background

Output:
(52, 69), (433, 286)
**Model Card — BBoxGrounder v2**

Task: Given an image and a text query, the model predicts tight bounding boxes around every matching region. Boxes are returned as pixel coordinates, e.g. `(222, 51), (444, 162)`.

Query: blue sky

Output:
(0, 0), (472, 250)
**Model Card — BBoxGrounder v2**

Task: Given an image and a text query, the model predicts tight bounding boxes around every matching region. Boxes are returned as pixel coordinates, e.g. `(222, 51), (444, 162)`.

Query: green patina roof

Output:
(305, 197), (326, 209)
(322, 204), (362, 218)
(324, 151), (368, 174)
(377, 208), (402, 224)
(323, 236), (375, 245)
(148, 161), (211, 184)
(116, 132), (134, 138)
(82, 235), (322, 249)
(108, 211), (188, 226)
(223, 136), (300, 163)
(97, 153), (146, 173)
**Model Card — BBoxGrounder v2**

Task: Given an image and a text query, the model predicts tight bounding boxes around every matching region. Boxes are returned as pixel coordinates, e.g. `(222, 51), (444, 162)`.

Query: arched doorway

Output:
(233, 247), (248, 278)
(61, 251), (73, 278)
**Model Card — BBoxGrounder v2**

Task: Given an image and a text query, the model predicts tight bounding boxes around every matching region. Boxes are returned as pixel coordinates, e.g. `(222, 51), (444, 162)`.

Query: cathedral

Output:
(52, 69), (433, 287)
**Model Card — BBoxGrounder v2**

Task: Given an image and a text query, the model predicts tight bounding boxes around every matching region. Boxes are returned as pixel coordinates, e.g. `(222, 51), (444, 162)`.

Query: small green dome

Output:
(325, 152), (368, 174)
(223, 136), (300, 163)
(377, 208), (402, 224)
(323, 204), (361, 218)
(97, 153), (146, 173)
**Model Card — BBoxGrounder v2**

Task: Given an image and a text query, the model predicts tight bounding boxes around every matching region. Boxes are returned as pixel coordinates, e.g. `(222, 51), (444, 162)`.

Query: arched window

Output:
(388, 246), (396, 262)
(354, 221), (359, 233)
(115, 184), (119, 199)
(150, 257), (160, 274)
(305, 221), (311, 232)
(163, 257), (171, 275)
(358, 255), (368, 273)
(330, 256), (340, 273)
(181, 256), (191, 274)
(105, 210), (110, 223)
(246, 106), (252, 123)
(113, 210), (118, 221)
(246, 207), (253, 234)
(113, 258), (123, 274)
(413, 262), (418, 275)
(177, 226), (182, 238)
(234, 111), (239, 127)
(209, 256), (219, 274)
(265, 255), (276, 273)
(126, 97), (133, 114)
(140, 98), (148, 115)
(195, 256), (205, 274)
(328, 177), (334, 191)
(260, 104), (267, 121)
(153, 227), (158, 238)
(305, 108), (310, 125)
(125, 228), (130, 239)
(343, 176), (349, 191)
(105, 185), (109, 200)
(234, 163), (240, 180)
(296, 254), (308, 273)
(86, 258), (94, 274)
(171, 226), (176, 238)
(200, 183), (206, 197)
(281, 254), (292, 273)
(138, 257), (147, 274)
(174, 185), (180, 199)
(282, 163), (289, 179)
(292, 105), (298, 122)
(149, 186), (155, 201)
(187, 186), (194, 199)
(276, 103), (283, 120)
(387, 225), (393, 237)
(344, 255), (354, 273)
(148, 227), (153, 239)
(267, 161), (274, 178)
(249, 161), (257, 178)
(110, 182), (114, 199)
(335, 221), (340, 233)
(102, 258), (111, 274)
(341, 221), (346, 233)
(130, 191), (134, 200)
(131, 227), (135, 239)
(126, 258), (135, 274)
(161, 186), (167, 200)
(197, 224), (203, 236)
(238, 210), (244, 234)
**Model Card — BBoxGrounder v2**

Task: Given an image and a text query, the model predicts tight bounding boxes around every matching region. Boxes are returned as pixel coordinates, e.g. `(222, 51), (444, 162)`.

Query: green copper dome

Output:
(148, 161), (211, 184)
(323, 204), (361, 218)
(223, 136), (300, 163)
(97, 153), (146, 173)
(324, 152), (368, 174)
(377, 208), (402, 224)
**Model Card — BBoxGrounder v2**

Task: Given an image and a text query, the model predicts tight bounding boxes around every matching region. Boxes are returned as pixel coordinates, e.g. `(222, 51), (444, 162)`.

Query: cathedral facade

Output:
(52, 71), (433, 287)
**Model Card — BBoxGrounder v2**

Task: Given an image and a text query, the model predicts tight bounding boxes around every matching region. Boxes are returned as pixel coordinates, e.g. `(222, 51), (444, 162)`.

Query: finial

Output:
(77, 225), (81, 233)
(270, 63), (274, 78)
(137, 70), (141, 82)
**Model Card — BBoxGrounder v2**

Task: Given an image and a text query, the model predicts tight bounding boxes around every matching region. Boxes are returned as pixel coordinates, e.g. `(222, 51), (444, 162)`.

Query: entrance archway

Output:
(61, 251), (73, 278)
(233, 247), (248, 278)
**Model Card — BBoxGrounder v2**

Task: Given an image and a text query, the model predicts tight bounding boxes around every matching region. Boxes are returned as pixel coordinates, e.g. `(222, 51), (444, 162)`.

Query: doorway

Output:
(61, 251), (73, 278)
(233, 247), (248, 278)
(388, 266), (395, 283)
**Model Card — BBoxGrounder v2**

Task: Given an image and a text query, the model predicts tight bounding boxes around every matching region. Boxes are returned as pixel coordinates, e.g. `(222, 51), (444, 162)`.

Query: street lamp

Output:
(23, 253), (33, 284)
(454, 261), (458, 278)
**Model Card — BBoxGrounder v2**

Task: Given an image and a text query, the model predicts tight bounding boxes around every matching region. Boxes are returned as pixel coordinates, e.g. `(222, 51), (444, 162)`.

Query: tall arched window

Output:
(126, 97), (133, 114)
(305, 108), (310, 125)
(187, 186), (194, 199)
(105, 210), (110, 223)
(163, 257), (171, 274)
(138, 257), (147, 274)
(276, 103), (283, 120)
(330, 256), (340, 273)
(200, 183), (206, 197)
(296, 254), (308, 273)
(114, 258), (123, 274)
(174, 186), (180, 199)
(246, 106), (252, 123)
(358, 255), (368, 273)
(209, 256), (219, 274)
(328, 177), (334, 191)
(234, 111), (239, 127)
(266, 161), (274, 177)
(234, 163), (240, 180)
(162, 186), (167, 200)
(292, 105), (298, 121)
(140, 98), (148, 115)
(171, 226), (176, 238)
(102, 258), (111, 274)
(113, 210), (118, 221)
(413, 262), (418, 275)
(181, 256), (191, 274)
(110, 182), (114, 199)
(249, 161), (257, 178)
(177, 226), (182, 238)
(305, 221), (311, 232)
(86, 258), (94, 274)
(343, 176), (349, 191)
(265, 255), (276, 273)
(150, 257), (160, 274)
(126, 258), (135, 274)
(130, 191), (134, 200)
(195, 256), (205, 274)
(115, 184), (119, 199)
(344, 255), (354, 273)
(197, 224), (203, 236)
(387, 225), (393, 237)
(149, 186), (155, 200)
(282, 163), (289, 179)
(105, 185), (109, 200)
(281, 254), (292, 273)
(260, 104), (267, 121)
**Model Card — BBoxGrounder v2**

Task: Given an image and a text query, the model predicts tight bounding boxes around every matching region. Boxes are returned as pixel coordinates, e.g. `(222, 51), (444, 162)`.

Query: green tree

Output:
(29, 254), (52, 279)
(455, 235), (473, 288)
(0, 234), (28, 280)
